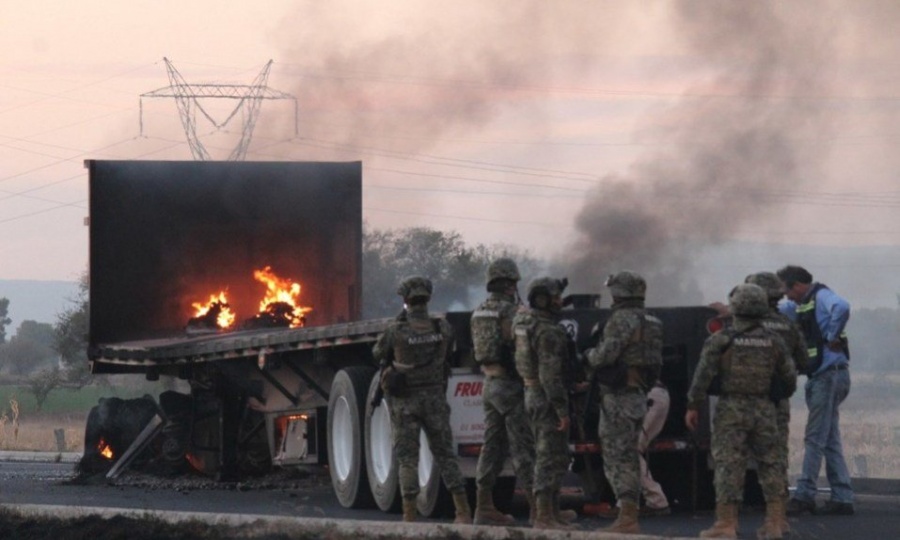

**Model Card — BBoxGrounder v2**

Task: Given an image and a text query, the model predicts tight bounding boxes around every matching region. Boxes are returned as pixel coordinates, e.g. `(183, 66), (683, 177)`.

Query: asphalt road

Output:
(1, 460), (899, 539)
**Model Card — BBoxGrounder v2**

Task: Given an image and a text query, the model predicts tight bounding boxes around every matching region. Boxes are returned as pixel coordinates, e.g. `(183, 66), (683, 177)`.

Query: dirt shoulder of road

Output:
(0, 505), (683, 540)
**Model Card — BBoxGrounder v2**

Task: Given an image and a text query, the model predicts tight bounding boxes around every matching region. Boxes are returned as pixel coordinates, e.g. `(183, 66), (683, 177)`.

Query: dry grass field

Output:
(0, 411), (87, 453)
(787, 373), (900, 480)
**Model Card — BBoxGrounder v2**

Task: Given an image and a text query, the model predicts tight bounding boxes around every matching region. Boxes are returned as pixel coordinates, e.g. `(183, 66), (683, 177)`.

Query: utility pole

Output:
(140, 58), (298, 161)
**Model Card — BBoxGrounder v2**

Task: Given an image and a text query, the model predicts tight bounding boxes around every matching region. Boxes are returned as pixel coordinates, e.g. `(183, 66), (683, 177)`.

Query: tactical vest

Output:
(471, 296), (516, 369)
(596, 309), (664, 391)
(761, 312), (806, 374)
(796, 283), (849, 375)
(392, 316), (449, 388)
(622, 310), (664, 369)
(716, 325), (781, 396)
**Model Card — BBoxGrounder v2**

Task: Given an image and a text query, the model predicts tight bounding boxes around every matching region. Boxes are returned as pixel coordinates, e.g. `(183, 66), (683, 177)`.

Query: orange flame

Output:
(253, 266), (312, 327)
(192, 291), (236, 329)
(97, 438), (114, 460)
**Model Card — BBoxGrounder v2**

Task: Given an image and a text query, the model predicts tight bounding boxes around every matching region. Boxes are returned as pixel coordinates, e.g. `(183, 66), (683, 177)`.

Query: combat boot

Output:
(451, 489), (472, 524)
(602, 500), (640, 535)
(402, 496), (417, 522)
(553, 492), (578, 524)
(473, 487), (515, 525)
(532, 492), (574, 530)
(778, 492), (791, 535)
(757, 499), (784, 540)
(700, 502), (738, 539)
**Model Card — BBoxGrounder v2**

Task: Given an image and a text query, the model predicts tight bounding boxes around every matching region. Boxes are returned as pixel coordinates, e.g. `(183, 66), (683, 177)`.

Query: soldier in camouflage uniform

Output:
(470, 258), (534, 526)
(584, 270), (663, 535)
(745, 271), (807, 535)
(371, 276), (471, 524)
(513, 277), (574, 530)
(685, 283), (797, 540)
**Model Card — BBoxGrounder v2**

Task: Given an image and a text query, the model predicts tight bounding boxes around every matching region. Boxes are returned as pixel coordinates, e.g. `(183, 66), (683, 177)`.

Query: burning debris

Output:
(252, 266), (311, 328)
(77, 396), (159, 476)
(77, 376), (273, 483)
(188, 292), (236, 334)
(187, 267), (311, 333)
(243, 301), (305, 329)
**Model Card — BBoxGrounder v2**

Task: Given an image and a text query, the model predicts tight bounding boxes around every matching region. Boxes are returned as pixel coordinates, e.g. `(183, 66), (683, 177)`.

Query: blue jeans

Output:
(794, 368), (853, 503)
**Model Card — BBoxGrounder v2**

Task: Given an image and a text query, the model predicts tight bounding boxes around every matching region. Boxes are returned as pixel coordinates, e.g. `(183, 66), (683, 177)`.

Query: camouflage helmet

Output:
(729, 283), (769, 318)
(486, 257), (521, 284)
(744, 271), (784, 302)
(397, 275), (433, 301)
(605, 271), (646, 299)
(526, 277), (567, 305)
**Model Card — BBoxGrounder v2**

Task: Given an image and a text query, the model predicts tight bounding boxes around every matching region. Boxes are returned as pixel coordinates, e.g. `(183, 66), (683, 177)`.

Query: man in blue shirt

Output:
(777, 265), (854, 516)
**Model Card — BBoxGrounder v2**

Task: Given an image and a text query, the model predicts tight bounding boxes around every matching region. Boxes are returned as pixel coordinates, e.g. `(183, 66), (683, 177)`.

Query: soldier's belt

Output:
(523, 378), (539, 387)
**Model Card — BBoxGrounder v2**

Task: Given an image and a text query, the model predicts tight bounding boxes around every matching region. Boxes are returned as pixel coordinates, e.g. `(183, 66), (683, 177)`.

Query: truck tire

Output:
(328, 366), (377, 509)
(416, 430), (453, 518)
(365, 371), (401, 512)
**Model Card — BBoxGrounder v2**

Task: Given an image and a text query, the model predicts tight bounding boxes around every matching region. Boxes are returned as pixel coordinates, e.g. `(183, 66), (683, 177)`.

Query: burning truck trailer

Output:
(83, 159), (721, 516)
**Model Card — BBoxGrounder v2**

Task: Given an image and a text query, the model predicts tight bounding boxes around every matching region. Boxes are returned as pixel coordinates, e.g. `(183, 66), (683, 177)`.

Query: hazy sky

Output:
(2, 1), (899, 305)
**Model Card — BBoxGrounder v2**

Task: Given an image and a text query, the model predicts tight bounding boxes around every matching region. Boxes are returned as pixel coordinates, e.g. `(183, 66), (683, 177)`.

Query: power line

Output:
(275, 62), (900, 104)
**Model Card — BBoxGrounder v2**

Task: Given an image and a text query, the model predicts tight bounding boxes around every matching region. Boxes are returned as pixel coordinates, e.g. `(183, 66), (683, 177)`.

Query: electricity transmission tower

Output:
(140, 58), (298, 161)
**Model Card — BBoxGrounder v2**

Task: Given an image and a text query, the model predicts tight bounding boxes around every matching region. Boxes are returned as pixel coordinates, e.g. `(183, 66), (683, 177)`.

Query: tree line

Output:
(1, 226), (898, 412)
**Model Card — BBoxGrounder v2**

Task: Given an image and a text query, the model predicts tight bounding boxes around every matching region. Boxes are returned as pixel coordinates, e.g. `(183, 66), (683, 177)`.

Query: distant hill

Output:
(0, 280), (79, 335)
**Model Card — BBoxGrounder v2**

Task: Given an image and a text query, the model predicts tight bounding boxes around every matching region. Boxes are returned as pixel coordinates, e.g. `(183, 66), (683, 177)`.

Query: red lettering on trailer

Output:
(454, 381), (484, 397)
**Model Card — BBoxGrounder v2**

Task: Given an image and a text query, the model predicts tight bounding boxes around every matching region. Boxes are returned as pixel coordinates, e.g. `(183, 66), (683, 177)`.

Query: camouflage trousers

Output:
(524, 386), (569, 495)
(476, 376), (535, 492)
(598, 390), (646, 504)
(389, 388), (466, 497)
(712, 395), (784, 504)
(776, 398), (790, 491)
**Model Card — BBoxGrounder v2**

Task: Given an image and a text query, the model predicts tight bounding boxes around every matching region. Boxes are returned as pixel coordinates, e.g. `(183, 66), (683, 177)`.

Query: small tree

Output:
(27, 367), (62, 412)
(53, 272), (91, 385)
(0, 334), (55, 376)
(0, 298), (11, 344)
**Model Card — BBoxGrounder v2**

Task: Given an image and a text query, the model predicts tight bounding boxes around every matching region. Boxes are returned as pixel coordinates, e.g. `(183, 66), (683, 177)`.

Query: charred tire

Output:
(365, 370), (401, 513)
(328, 365), (377, 509)
(416, 430), (453, 518)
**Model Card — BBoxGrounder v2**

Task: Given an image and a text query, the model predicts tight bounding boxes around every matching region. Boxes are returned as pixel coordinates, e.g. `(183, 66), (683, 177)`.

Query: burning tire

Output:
(416, 430), (452, 518)
(365, 370), (401, 513)
(327, 366), (377, 509)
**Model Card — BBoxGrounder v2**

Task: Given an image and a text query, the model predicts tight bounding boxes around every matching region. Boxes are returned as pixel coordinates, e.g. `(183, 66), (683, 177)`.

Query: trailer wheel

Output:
(365, 370), (401, 512)
(328, 366), (377, 509)
(416, 430), (452, 518)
